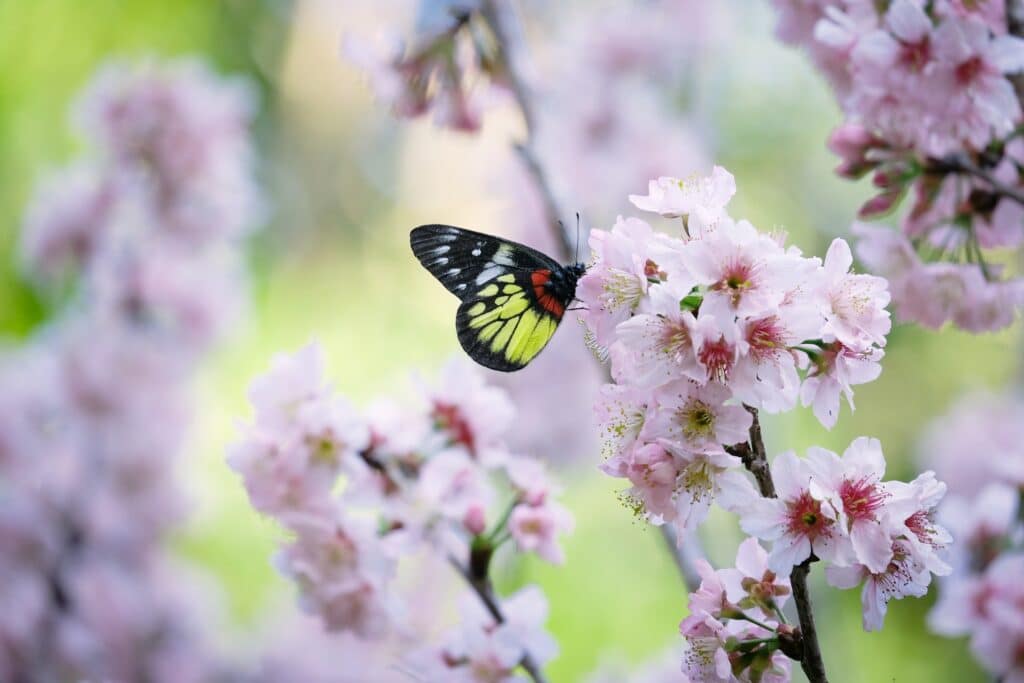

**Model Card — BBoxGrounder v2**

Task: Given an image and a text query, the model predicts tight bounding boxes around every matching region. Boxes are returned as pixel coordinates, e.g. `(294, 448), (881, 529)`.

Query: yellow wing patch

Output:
(460, 285), (560, 368)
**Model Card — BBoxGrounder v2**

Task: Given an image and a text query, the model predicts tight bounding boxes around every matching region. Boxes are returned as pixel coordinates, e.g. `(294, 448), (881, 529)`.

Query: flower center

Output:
(699, 336), (734, 381)
(746, 316), (786, 362)
(601, 268), (643, 312)
(839, 475), (887, 523)
(433, 401), (475, 455)
(659, 319), (692, 358)
(899, 38), (931, 73)
(680, 399), (716, 442)
(785, 491), (832, 540)
(712, 258), (756, 306)
(955, 56), (985, 86)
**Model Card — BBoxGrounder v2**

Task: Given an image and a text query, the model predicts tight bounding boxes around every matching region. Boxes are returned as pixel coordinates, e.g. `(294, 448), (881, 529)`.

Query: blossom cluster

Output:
(771, 0), (1024, 331)
(726, 438), (951, 631)
(230, 345), (567, 680)
(920, 392), (1024, 682)
(580, 166), (890, 532)
(577, 170), (952, 675)
(670, 436), (952, 680)
(0, 59), (261, 681)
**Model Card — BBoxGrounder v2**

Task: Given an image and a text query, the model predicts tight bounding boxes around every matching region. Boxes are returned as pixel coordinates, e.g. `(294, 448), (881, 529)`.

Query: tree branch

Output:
(658, 523), (705, 590)
(930, 154), (1024, 207)
(448, 554), (549, 683)
(480, 0), (570, 261)
(735, 406), (830, 683)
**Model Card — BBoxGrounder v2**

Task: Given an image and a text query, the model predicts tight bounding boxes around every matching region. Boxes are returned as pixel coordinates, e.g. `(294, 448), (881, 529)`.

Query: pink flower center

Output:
(839, 475), (887, 523)
(699, 336), (734, 381)
(678, 399), (717, 443)
(785, 491), (832, 540)
(898, 38), (931, 73)
(659, 319), (692, 358)
(904, 509), (940, 548)
(712, 258), (756, 306)
(432, 401), (476, 455)
(955, 56), (985, 86)
(746, 316), (786, 362)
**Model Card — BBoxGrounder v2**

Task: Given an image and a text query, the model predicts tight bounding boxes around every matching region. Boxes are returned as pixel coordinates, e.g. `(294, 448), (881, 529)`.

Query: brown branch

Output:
(448, 554), (549, 683)
(929, 154), (1024, 207)
(735, 405), (830, 683)
(480, 0), (571, 261)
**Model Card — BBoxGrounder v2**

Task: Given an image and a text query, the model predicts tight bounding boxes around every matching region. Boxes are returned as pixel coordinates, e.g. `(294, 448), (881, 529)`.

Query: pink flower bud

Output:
(463, 504), (487, 536)
(858, 190), (903, 219)
(827, 123), (875, 158)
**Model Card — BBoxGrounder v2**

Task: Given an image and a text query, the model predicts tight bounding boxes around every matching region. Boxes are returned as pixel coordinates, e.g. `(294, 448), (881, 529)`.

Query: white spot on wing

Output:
(433, 245), (451, 255)
(475, 265), (503, 284)
(493, 244), (515, 266)
(471, 248), (482, 257)
(445, 268), (461, 277)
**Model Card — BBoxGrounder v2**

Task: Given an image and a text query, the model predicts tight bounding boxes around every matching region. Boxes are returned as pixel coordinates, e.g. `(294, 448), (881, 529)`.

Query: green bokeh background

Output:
(1, 1), (1017, 681)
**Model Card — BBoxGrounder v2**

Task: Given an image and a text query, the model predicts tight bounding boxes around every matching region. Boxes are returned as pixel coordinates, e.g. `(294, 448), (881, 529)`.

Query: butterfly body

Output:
(410, 224), (585, 372)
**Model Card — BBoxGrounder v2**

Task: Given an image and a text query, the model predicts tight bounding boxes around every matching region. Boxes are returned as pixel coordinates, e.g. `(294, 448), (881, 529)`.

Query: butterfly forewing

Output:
(410, 224), (561, 299)
(410, 225), (576, 372)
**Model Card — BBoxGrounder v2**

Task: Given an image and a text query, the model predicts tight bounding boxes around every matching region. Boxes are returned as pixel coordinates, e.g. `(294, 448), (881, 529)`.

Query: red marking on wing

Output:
(531, 268), (565, 317)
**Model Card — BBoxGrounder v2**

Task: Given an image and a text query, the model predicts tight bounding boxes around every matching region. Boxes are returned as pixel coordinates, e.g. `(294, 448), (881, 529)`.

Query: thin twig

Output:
(658, 523), (705, 590)
(931, 154), (1024, 206)
(736, 406), (830, 683)
(513, 142), (571, 260)
(480, 0), (570, 260)
(448, 555), (550, 683)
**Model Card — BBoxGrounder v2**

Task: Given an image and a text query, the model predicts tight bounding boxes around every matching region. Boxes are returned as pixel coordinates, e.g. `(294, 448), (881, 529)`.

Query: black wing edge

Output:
(454, 303), (528, 373)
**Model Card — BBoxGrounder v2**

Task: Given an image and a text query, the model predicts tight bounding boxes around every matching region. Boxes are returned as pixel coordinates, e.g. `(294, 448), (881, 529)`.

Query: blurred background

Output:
(1, 0), (1019, 680)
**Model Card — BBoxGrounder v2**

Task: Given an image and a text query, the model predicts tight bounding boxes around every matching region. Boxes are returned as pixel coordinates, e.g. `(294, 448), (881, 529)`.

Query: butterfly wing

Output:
(410, 224), (570, 372)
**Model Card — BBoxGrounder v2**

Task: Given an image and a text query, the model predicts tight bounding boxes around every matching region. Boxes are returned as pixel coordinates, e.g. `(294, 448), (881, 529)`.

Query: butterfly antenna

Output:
(574, 212), (581, 264)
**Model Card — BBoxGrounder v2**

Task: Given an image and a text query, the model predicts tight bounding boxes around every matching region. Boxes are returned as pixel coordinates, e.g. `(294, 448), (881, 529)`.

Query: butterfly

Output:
(410, 224), (586, 372)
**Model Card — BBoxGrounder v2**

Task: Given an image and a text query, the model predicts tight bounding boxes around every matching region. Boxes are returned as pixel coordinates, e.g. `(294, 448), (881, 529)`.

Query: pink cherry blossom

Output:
(826, 539), (934, 631)
(577, 216), (672, 348)
(807, 437), (893, 573)
(614, 283), (704, 389)
(628, 166), (736, 234)
(509, 500), (574, 564)
(644, 380), (752, 454)
(799, 342), (883, 429)
(734, 450), (849, 573)
(818, 239), (891, 348)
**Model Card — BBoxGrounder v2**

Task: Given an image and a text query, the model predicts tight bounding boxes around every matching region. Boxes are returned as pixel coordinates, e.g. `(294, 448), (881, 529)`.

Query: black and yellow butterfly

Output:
(410, 224), (586, 372)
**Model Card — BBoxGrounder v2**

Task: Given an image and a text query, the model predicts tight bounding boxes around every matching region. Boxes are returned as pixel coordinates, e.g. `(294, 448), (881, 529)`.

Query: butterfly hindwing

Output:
(411, 224), (580, 372)
(455, 269), (565, 372)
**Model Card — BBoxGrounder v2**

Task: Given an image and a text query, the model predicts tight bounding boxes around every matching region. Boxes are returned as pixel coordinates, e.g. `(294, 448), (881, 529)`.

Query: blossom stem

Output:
(448, 555), (550, 683)
(734, 612), (778, 633)
(734, 406), (829, 683)
(487, 498), (519, 541)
